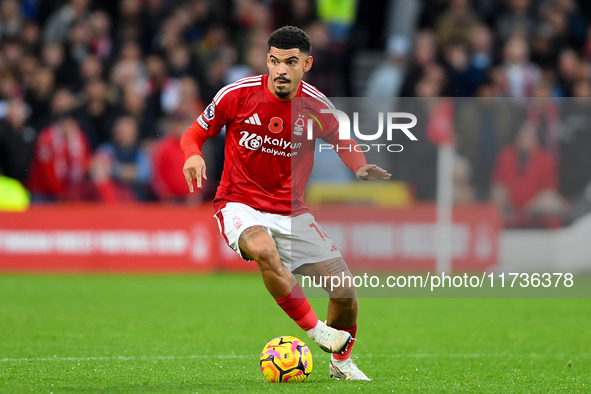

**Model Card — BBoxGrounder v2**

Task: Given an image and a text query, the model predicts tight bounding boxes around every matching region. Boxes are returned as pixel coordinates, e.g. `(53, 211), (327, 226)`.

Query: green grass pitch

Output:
(1, 274), (589, 392)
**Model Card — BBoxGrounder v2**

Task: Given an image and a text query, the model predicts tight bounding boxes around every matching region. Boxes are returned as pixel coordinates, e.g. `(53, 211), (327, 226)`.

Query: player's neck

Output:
(266, 74), (298, 101)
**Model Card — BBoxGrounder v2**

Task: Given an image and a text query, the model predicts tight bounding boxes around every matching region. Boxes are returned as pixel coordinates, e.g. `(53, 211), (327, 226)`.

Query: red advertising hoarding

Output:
(0, 204), (500, 272)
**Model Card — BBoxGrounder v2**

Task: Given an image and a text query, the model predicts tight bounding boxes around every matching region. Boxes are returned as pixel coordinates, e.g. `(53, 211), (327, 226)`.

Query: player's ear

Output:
(303, 55), (313, 72)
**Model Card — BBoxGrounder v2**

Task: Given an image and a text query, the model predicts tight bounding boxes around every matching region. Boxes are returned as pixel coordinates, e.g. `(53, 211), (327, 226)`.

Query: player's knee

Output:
(329, 285), (357, 300)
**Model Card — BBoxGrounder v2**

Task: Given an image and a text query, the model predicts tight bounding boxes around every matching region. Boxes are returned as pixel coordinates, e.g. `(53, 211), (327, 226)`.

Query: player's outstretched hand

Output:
(183, 154), (207, 192)
(356, 164), (391, 181)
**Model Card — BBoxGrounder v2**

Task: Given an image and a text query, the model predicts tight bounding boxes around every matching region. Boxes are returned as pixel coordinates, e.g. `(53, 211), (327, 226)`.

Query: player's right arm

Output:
(182, 153), (207, 192)
(180, 100), (226, 192)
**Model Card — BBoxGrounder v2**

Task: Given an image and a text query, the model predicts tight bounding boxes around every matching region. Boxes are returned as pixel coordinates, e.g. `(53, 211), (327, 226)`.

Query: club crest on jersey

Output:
(233, 216), (243, 230)
(268, 117), (283, 133)
(293, 115), (305, 136)
(204, 103), (215, 121)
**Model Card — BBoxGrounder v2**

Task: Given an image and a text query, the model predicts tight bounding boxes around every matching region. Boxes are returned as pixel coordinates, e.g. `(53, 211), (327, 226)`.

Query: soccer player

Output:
(181, 26), (390, 381)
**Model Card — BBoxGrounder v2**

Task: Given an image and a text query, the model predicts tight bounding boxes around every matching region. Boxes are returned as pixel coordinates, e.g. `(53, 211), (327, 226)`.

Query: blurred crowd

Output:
(392, 0), (591, 227)
(1, 0), (591, 228)
(0, 0), (351, 205)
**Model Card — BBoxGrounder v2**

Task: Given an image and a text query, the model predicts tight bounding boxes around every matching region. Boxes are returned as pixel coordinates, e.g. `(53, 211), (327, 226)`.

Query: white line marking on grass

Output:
(0, 355), (251, 363)
(2, 353), (588, 363)
(365, 353), (590, 358)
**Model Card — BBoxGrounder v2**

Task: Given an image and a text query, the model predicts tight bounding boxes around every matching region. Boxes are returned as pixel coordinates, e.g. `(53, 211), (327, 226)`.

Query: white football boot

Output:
(329, 356), (372, 381)
(309, 321), (352, 354)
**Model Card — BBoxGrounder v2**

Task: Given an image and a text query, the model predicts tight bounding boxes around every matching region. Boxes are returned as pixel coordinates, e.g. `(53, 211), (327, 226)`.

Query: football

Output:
(259, 335), (313, 383)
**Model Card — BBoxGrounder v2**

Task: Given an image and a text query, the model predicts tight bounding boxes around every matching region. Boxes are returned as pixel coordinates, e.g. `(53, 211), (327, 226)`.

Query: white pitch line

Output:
(1, 353), (587, 363)
(0, 355), (250, 363)
(367, 353), (590, 359)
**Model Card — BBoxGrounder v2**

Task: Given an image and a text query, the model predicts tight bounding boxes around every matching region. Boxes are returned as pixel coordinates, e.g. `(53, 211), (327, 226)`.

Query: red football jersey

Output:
(181, 74), (366, 215)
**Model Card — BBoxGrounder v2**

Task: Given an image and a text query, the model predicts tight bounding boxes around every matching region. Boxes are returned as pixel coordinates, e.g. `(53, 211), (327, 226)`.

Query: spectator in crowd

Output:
(225, 42), (269, 83)
(491, 122), (566, 227)
(110, 40), (149, 95)
(556, 48), (580, 96)
(28, 89), (91, 201)
(77, 78), (117, 149)
(436, 0), (482, 48)
(304, 20), (348, 96)
(365, 34), (410, 99)
(40, 41), (72, 87)
(109, 86), (157, 140)
(43, 0), (91, 44)
(88, 10), (113, 62)
(531, 23), (560, 69)
(165, 43), (197, 78)
(23, 66), (55, 130)
(0, 98), (36, 183)
(401, 30), (440, 97)
(580, 25), (591, 60)
(16, 53), (38, 96)
(1, 36), (24, 77)
(165, 76), (205, 118)
(558, 78), (591, 200)
(274, 0), (317, 29)
(526, 81), (561, 159)
(151, 111), (202, 203)
(398, 79), (446, 200)
(443, 40), (486, 96)
(456, 82), (521, 200)
(495, 0), (536, 42)
(78, 55), (106, 88)
(113, 0), (145, 50)
(95, 115), (151, 201)
(469, 24), (494, 75)
(88, 148), (136, 203)
(502, 35), (541, 98)
(19, 19), (41, 54)
(0, 0), (24, 39)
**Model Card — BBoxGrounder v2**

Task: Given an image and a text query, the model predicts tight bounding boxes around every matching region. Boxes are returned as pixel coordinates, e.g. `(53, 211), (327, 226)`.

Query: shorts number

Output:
(309, 223), (329, 241)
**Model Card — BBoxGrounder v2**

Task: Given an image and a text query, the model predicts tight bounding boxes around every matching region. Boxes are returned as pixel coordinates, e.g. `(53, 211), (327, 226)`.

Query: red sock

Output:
(275, 284), (319, 331)
(332, 324), (357, 360)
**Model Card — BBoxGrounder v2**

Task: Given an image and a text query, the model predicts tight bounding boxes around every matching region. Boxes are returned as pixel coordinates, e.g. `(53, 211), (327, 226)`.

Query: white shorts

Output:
(214, 202), (342, 271)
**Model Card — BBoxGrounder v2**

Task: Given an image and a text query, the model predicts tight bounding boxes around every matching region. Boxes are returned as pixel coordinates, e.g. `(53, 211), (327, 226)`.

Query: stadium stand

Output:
(1, 0), (591, 228)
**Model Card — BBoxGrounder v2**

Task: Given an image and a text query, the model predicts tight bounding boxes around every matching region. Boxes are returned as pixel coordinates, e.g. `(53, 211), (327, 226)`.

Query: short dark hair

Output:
(268, 26), (312, 55)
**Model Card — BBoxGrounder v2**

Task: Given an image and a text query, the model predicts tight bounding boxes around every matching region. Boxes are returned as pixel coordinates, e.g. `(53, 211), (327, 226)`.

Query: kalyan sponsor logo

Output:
(238, 131), (263, 150)
(238, 131), (302, 156)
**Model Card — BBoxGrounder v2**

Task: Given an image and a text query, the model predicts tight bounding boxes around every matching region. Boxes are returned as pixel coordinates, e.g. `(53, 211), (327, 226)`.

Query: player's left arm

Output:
(322, 136), (391, 181)
(355, 163), (391, 181)
(313, 94), (391, 181)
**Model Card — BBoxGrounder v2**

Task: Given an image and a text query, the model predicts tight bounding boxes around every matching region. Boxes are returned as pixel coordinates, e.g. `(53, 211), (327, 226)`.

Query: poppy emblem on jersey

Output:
(204, 103), (215, 121)
(268, 117), (283, 133)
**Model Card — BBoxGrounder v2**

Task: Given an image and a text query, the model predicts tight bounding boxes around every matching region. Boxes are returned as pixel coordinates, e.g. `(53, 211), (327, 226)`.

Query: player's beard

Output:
(274, 77), (291, 99)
